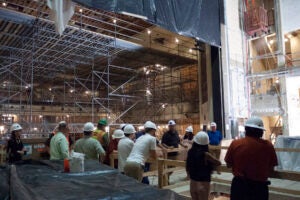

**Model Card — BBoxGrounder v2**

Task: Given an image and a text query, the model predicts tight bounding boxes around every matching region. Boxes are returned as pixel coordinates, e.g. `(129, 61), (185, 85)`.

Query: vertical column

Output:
(274, 0), (288, 135)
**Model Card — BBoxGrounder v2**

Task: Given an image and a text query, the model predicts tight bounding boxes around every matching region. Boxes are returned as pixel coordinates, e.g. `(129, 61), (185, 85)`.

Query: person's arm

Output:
(185, 151), (191, 179)
(149, 138), (157, 160)
(103, 133), (110, 149)
(268, 144), (278, 176)
(224, 143), (233, 168)
(205, 152), (221, 167)
(95, 141), (106, 157)
(59, 137), (69, 159)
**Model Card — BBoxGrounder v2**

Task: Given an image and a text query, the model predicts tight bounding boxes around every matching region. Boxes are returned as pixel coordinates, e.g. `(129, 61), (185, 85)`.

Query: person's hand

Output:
(17, 150), (25, 155)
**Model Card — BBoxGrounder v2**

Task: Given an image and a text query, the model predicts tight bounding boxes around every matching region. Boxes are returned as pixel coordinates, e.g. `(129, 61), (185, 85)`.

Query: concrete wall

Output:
(221, 0), (249, 138)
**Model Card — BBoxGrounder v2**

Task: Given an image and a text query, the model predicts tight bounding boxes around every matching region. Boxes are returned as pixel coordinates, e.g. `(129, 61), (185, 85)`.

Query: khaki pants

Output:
(190, 179), (210, 200)
(124, 161), (144, 182)
(209, 145), (221, 159)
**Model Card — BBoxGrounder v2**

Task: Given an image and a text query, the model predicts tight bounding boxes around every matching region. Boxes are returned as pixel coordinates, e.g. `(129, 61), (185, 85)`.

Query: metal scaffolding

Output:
(0, 0), (199, 136)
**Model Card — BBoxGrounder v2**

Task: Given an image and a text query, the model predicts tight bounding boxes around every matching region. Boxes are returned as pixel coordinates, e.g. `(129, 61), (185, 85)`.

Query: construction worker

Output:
(183, 126), (194, 141)
(225, 117), (278, 200)
(120, 123), (127, 131)
(207, 122), (222, 159)
(93, 118), (109, 151)
(74, 122), (106, 161)
(186, 131), (221, 200)
(118, 124), (135, 173)
(104, 129), (124, 166)
(6, 123), (27, 164)
(124, 121), (157, 182)
(161, 120), (187, 159)
(50, 121), (69, 160)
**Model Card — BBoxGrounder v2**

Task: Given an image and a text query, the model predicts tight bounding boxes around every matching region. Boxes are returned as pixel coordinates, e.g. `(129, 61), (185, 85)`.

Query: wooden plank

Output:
(158, 159), (164, 188)
(143, 170), (157, 177)
(163, 159), (186, 167)
(271, 170), (300, 182)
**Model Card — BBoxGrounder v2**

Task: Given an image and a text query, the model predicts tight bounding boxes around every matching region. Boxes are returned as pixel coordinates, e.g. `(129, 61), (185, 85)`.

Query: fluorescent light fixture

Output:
(175, 38), (179, 43)
(189, 49), (192, 53)
(147, 29), (151, 35)
(79, 8), (83, 13)
(113, 19), (117, 24)
(2, 2), (7, 7)
(120, 11), (148, 20)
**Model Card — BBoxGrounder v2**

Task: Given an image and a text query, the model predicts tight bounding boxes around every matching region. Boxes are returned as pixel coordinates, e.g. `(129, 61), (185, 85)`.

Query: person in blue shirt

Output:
(207, 122), (222, 159)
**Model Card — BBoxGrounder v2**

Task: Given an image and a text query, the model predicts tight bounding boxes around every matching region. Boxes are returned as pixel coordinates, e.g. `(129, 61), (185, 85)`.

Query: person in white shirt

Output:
(124, 121), (157, 182)
(118, 124), (135, 173)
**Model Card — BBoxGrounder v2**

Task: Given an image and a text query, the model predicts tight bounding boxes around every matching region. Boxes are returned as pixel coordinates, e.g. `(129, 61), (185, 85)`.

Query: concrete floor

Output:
(149, 169), (300, 199)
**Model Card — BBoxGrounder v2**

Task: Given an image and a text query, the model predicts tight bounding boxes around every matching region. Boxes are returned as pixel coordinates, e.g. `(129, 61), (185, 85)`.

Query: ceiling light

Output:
(162, 104), (166, 108)
(79, 8), (83, 13)
(146, 89), (152, 95)
(155, 64), (160, 67)
(147, 29), (151, 35)
(66, 114), (70, 118)
(175, 38), (179, 43)
(146, 70), (150, 75)
(2, 2), (7, 7)
(189, 49), (192, 53)
(39, 115), (43, 118)
(49, 88), (52, 91)
(70, 89), (74, 93)
(113, 19), (117, 24)
(85, 90), (90, 94)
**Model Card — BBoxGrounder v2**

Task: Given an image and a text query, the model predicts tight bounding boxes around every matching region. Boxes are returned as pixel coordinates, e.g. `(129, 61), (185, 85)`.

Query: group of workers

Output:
(5, 116), (277, 200)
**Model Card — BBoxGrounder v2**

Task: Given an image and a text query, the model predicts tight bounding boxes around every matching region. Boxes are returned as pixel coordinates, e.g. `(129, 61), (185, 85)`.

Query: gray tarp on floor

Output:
(72, 0), (222, 47)
(0, 166), (9, 200)
(5, 160), (187, 200)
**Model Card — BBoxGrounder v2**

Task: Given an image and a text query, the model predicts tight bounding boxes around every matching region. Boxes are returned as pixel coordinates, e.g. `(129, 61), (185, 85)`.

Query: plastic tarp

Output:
(0, 166), (9, 200)
(275, 136), (300, 172)
(4, 160), (188, 200)
(72, 0), (222, 47)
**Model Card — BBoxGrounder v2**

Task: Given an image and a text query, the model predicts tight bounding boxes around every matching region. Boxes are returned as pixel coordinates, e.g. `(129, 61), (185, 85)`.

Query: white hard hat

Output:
(245, 117), (265, 131)
(144, 121), (157, 130)
(112, 129), (125, 139)
(168, 120), (176, 126)
(124, 124), (136, 134)
(83, 122), (95, 132)
(58, 121), (67, 128)
(194, 131), (209, 145)
(10, 123), (22, 132)
(185, 126), (193, 133)
(210, 122), (217, 127)
(120, 123), (127, 129)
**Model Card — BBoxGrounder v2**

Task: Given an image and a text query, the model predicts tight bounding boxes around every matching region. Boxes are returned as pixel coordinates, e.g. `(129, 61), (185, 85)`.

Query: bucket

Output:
(69, 152), (85, 173)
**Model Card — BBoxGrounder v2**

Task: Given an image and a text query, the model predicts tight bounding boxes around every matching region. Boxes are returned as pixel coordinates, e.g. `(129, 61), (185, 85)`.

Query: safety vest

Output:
(92, 129), (105, 145)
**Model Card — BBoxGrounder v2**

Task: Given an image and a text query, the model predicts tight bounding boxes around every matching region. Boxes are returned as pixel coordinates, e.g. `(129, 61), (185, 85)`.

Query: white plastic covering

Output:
(47, 0), (75, 35)
(275, 135), (300, 172)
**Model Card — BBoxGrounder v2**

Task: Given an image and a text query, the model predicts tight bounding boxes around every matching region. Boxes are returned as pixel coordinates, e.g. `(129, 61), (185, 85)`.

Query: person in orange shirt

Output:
(225, 117), (278, 200)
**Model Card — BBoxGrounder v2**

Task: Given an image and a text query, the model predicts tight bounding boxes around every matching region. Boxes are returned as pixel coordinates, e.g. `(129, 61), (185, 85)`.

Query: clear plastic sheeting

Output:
(72, 0), (222, 47)
(275, 136), (300, 172)
(4, 160), (188, 200)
